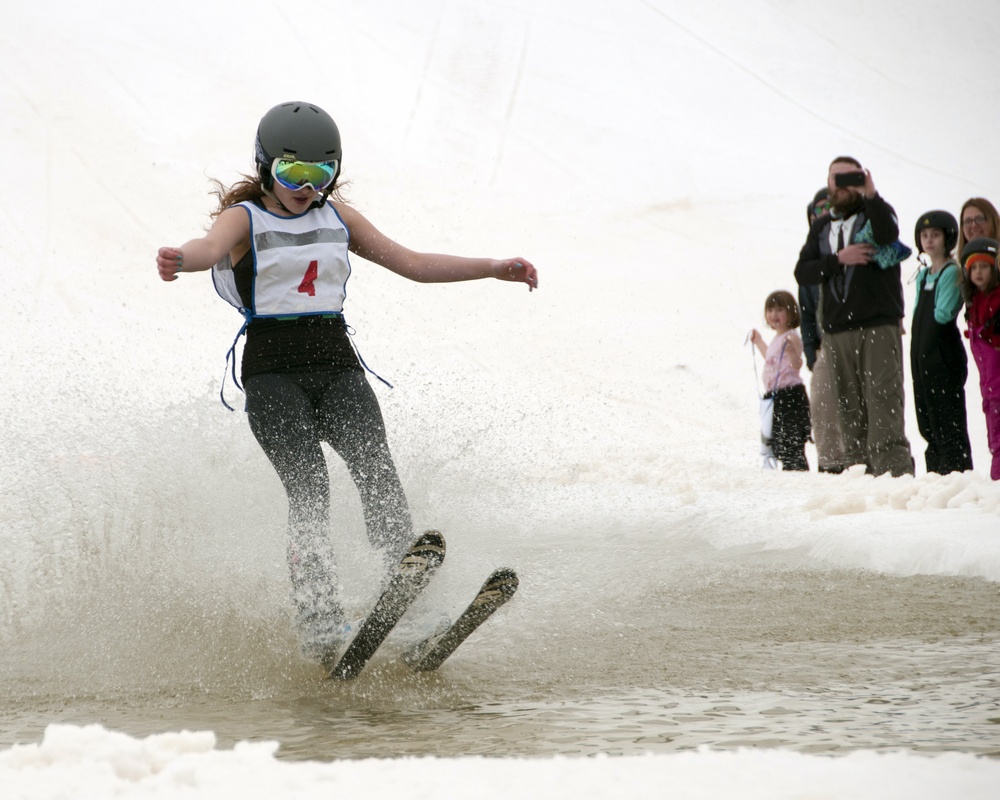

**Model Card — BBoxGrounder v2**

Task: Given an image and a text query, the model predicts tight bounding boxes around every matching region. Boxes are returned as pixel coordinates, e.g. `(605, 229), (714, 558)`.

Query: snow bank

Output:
(2, 725), (998, 800)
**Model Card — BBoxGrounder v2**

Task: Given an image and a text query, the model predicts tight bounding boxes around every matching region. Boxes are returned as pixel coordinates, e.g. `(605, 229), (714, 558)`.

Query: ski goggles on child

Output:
(271, 158), (338, 191)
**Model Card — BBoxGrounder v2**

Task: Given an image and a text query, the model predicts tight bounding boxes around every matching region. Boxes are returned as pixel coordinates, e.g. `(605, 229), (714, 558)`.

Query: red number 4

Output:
(298, 260), (318, 297)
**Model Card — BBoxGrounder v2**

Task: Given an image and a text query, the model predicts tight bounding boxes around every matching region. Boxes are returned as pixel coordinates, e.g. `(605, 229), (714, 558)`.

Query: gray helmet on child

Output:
(914, 210), (959, 255)
(254, 101), (342, 189)
(960, 236), (1000, 267)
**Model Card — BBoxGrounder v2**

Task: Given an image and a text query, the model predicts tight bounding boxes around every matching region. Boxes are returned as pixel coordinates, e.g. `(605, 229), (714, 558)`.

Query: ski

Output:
(402, 567), (519, 672)
(328, 530), (446, 681)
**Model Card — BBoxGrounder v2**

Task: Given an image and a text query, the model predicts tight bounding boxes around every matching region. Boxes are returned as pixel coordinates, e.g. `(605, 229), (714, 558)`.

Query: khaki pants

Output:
(825, 324), (914, 476)
(810, 344), (846, 471)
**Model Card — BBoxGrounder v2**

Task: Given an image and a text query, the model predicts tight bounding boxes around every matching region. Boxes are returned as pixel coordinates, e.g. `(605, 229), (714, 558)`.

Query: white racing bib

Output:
(212, 200), (351, 318)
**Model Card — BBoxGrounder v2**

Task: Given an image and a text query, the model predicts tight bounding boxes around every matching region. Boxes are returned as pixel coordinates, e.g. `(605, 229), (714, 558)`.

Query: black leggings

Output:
(244, 370), (412, 619)
(769, 384), (812, 471)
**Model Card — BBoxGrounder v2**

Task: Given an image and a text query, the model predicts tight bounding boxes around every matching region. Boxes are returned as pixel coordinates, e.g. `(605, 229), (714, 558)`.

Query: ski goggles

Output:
(271, 158), (338, 191)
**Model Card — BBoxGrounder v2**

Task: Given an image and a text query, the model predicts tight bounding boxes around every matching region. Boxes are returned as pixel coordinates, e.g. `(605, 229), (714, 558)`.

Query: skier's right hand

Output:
(156, 247), (184, 282)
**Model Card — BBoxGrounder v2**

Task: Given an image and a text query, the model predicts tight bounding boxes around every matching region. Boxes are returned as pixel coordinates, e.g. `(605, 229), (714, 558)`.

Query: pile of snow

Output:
(2, 725), (998, 800)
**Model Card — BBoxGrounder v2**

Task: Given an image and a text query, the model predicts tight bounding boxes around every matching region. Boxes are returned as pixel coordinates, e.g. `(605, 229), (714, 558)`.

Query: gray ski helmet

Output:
(254, 101), (342, 188)
(914, 210), (958, 255)
(960, 236), (1000, 268)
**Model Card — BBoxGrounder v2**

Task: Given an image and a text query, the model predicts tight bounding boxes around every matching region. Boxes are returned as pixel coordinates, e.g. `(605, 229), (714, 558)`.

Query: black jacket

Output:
(798, 283), (820, 370)
(794, 193), (905, 334)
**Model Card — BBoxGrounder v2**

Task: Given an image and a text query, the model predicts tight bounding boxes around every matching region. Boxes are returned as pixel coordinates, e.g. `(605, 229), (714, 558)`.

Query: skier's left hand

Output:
(492, 258), (539, 291)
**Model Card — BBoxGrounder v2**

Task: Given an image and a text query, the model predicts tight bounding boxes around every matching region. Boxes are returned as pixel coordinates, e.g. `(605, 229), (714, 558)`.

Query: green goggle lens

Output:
(272, 159), (338, 191)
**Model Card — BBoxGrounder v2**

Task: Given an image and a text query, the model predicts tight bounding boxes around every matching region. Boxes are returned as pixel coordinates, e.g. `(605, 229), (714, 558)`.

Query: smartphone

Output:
(835, 171), (866, 188)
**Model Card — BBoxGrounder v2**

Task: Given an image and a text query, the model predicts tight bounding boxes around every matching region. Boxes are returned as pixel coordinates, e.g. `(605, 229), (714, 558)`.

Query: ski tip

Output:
(411, 529), (445, 552)
(400, 530), (446, 572)
(486, 567), (519, 594)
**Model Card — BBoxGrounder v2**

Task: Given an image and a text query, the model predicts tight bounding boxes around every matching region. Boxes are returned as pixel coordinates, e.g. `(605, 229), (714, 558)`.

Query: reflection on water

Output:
(2, 666), (998, 759)
(269, 671), (1000, 758)
(2, 561), (999, 761)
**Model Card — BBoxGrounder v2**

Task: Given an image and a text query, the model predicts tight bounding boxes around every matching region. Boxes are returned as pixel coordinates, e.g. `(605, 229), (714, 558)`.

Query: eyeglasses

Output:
(962, 214), (987, 228)
(271, 158), (338, 192)
(812, 200), (831, 218)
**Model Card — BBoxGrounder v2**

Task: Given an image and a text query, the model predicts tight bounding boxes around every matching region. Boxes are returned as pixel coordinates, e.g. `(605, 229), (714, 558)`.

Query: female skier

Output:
(155, 101), (537, 662)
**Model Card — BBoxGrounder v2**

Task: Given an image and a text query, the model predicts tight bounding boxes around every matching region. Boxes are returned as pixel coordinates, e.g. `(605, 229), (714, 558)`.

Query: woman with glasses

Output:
(956, 198), (1000, 261)
(154, 101), (538, 665)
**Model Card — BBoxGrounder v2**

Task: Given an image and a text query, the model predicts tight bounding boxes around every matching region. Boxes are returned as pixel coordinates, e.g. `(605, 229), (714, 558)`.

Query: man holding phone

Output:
(794, 156), (914, 476)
